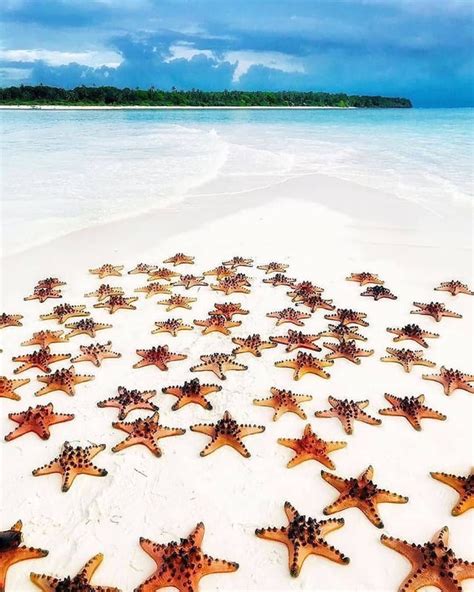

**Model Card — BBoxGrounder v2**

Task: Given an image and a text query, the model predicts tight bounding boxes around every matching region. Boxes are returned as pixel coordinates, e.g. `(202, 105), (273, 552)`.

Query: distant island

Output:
(0, 85), (412, 108)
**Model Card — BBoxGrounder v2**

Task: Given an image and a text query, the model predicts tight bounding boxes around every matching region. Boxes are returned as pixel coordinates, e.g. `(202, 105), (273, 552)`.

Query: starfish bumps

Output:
(278, 424), (346, 469)
(430, 470), (474, 516)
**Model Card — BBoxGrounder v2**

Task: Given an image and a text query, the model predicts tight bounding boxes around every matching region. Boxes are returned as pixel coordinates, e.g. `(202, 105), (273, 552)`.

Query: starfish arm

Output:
(159, 427), (186, 439)
(80, 553), (103, 578)
(277, 438), (299, 451)
(288, 452), (321, 468)
(314, 409), (336, 418)
(452, 559), (474, 581)
(5, 423), (35, 441)
(452, 493), (474, 516)
(32, 460), (61, 476)
(316, 540), (350, 565)
(323, 494), (358, 515)
(255, 526), (289, 544)
(199, 436), (227, 457)
(201, 554), (239, 576)
(326, 441), (347, 452)
(29, 573), (57, 591)
(239, 425), (265, 437)
(380, 535), (424, 564)
(430, 472), (466, 494)
(420, 407), (447, 421)
(375, 489), (409, 504)
(190, 424), (215, 436)
(358, 410), (382, 426)
(321, 470), (348, 492)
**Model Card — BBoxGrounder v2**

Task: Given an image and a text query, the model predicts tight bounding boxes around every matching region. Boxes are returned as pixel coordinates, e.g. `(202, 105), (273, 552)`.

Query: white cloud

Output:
(0, 48), (122, 67)
(224, 50), (305, 81)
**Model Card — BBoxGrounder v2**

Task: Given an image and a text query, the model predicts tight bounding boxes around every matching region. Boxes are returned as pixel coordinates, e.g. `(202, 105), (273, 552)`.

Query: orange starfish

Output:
(30, 553), (120, 592)
(85, 283), (124, 301)
(203, 265), (236, 280)
(97, 386), (158, 420)
(89, 263), (123, 278)
(194, 315), (241, 335)
(278, 424), (346, 468)
(422, 366), (474, 395)
(255, 502), (349, 577)
(0, 313), (23, 329)
(266, 307), (311, 326)
(232, 334), (276, 356)
(21, 330), (68, 348)
(257, 261), (288, 274)
(222, 255), (253, 269)
(381, 526), (474, 592)
(435, 280), (473, 296)
(157, 294), (196, 311)
(35, 366), (94, 397)
(0, 376), (30, 401)
(64, 318), (112, 339)
(299, 295), (335, 313)
(12, 347), (71, 374)
(162, 378), (222, 410)
(430, 470), (474, 516)
(315, 396), (381, 435)
(318, 323), (367, 342)
(275, 352), (333, 380)
(361, 285), (397, 300)
(209, 302), (249, 320)
(287, 281), (324, 302)
(381, 347), (435, 373)
(71, 341), (121, 367)
(94, 294), (138, 314)
(32, 441), (107, 492)
(134, 346), (187, 371)
(40, 303), (89, 324)
(190, 353), (248, 380)
(411, 301), (462, 322)
(0, 520), (48, 590)
(173, 274), (208, 289)
(270, 329), (322, 352)
(135, 522), (238, 592)
(24, 286), (62, 303)
(163, 252), (194, 266)
(211, 274), (251, 295)
(135, 282), (173, 298)
(346, 272), (384, 286)
(5, 403), (74, 441)
(254, 387), (312, 420)
(387, 323), (439, 348)
(147, 267), (179, 282)
(321, 465), (408, 528)
(152, 318), (193, 336)
(263, 273), (296, 287)
(378, 393), (446, 431)
(324, 308), (369, 327)
(324, 340), (374, 364)
(191, 410), (264, 457)
(128, 263), (158, 275)
(112, 411), (185, 457)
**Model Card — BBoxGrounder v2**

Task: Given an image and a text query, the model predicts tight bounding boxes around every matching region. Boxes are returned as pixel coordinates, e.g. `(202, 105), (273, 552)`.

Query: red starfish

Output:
(157, 294), (196, 311)
(211, 274), (251, 295)
(0, 313), (23, 329)
(147, 267), (179, 282)
(24, 286), (62, 303)
(430, 470), (474, 516)
(386, 323), (439, 348)
(35, 366), (94, 397)
(64, 318), (112, 338)
(0, 376), (30, 401)
(135, 282), (173, 298)
(263, 273), (297, 287)
(209, 302), (249, 320)
(163, 252), (195, 266)
(222, 255), (253, 269)
(318, 323), (367, 342)
(422, 366), (474, 395)
(278, 424), (346, 468)
(435, 280), (473, 296)
(254, 387), (312, 420)
(71, 341), (121, 367)
(266, 307), (311, 326)
(270, 329), (322, 352)
(40, 303), (89, 324)
(97, 386), (158, 420)
(257, 261), (288, 274)
(232, 334), (276, 356)
(360, 285), (397, 300)
(89, 263), (123, 278)
(94, 294), (138, 314)
(152, 318), (193, 336)
(381, 347), (435, 373)
(287, 281), (324, 302)
(12, 347), (71, 374)
(324, 340), (374, 364)
(299, 294), (335, 313)
(162, 378), (222, 410)
(5, 403), (74, 441)
(411, 301), (462, 322)
(346, 272), (384, 286)
(324, 308), (369, 326)
(134, 346), (187, 370)
(190, 353), (248, 380)
(21, 330), (68, 348)
(194, 315), (241, 335)
(315, 396), (381, 435)
(173, 274), (208, 289)
(378, 393), (446, 431)
(275, 352), (333, 380)
(128, 262), (158, 274)
(84, 283), (124, 301)
(203, 265), (236, 280)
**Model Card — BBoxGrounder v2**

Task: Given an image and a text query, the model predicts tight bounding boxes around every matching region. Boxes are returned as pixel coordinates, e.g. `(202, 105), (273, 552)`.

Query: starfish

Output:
(346, 272), (384, 286)
(232, 334), (277, 356)
(381, 526), (474, 592)
(36, 277), (66, 290)
(422, 366), (474, 395)
(263, 273), (296, 287)
(71, 341), (121, 367)
(318, 323), (367, 342)
(12, 347), (71, 374)
(191, 353), (248, 380)
(275, 352), (333, 380)
(135, 282), (173, 298)
(211, 274), (251, 295)
(287, 281), (324, 302)
(194, 315), (241, 335)
(24, 286), (62, 303)
(378, 393), (446, 431)
(84, 283), (124, 301)
(64, 318), (112, 339)
(112, 411), (185, 456)
(0, 313), (23, 329)
(173, 274), (208, 289)
(147, 267), (179, 282)
(387, 323), (439, 348)
(97, 386), (158, 420)
(321, 466), (408, 528)
(191, 410), (264, 457)
(35, 366), (94, 397)
(163, 252), (194, 266)
(203, 265), (236, 280)
(254, 387), (312, 420)
(324, 308), (369, 327)
(381, 347), (435, 373)
(5, 403), (74, 441)
(361, 285), (397, 300)
(324, 340), (374, 364)
(430, 470), (474, 516)
(94, 294), (138, 314)
(222, 255), (253, 269)
(0, 520), (48, 590)
(255, 502), (349, 577)
(435, 280), (473, 296)
(40, 303), (89, 324)
(134, 346), (187, 371)
(270, 329), (322, 352)
(152, 318), (193, 336)
(162, 378), (222, 410)
(266, 307), (311, 326)
(135, 522), (238, 592)
(315, 396), (381, 435)
(32, 441), (107, 492)
(21, 330), (68, 348)
(411, 301), (462, 322)
(278, 424), (346, 468)
(157, 294), (196, 311)
(209, 302), (249, 320)
(299, 294), (335, 313)
(30, 553), (120, 592)
(0, 376), (30, 401)
(89, 263), (123, 278)
(257, 261), (288, 274)
(128, 262), (158, 274)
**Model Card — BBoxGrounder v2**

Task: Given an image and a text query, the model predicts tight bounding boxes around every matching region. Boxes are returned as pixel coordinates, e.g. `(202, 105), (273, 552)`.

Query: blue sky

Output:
(1, 0), (473, 106)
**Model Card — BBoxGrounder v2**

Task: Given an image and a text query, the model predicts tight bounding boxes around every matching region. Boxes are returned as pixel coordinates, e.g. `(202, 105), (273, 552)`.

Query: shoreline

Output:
(0, 104), (359, 111)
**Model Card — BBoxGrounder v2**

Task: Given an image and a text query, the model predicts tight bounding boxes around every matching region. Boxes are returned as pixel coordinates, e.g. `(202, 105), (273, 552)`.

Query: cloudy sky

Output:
(1, 0), (473, 106)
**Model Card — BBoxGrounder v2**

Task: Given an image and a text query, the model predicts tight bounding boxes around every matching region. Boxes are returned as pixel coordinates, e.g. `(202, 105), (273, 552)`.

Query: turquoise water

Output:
(1, 108), (473, 254)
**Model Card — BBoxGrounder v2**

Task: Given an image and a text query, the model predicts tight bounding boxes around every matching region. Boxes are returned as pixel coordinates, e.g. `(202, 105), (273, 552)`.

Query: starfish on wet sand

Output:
(64, 318), (112, 339)
(255, 502), (349, 577)
(135, 522), (238, 592)
(191, 410), (264, 457)
(85, 283), (124, 301)
(361, 285), (397, 301)
(299, 294), (335, 313)
(211, 274), (251, 295)
(147, 267), (180, 282)
(5, 403), (74, 441)
(12, 347), (71, 374)
(71, 341), (121, 367)
(162, 378), (222, 411)
(381, 348), (435, 373)
(430, 470), (474, 516)
(266, 307), (311, 326)
(152, 318), (193, 336)
(315, 396), (381, 435)
(270, 329), (322, 352)
(163, 252), (195, 266)
(89, 263), (124, 278)
(97, 386), (158, 420)
(30, 553), (120, 592)
(203, 265), (236, 280)
(324, 308), (369, 327)
(287, 281), (324, 302)
(35, 366), (94, 397)
(194, 315), (241, 335)
(257, 262), (289, 274)
(21, 330), (68, 348)
(275, 352), (333, 380)
(254, 387), (312, 421)
(0, 313), (23, 329)
(321, 466), (408, 528)
(135, 282), (173, 298)
(232, 334), (277, 357)
(24, 286), (62, 303)
(157, 294), (197, 311)
(112, 411), (185, 457)
(32, 441), (107, 492)
(134, 346), (187, 371)
(411, 301), (462, 322)
(209, 302), (249, 320)
(378, 394), (446, 431)
(0, 520), (48, 590)
(173, 274), (208, 289)
(324, 340), (374, 364)
(0, 377), (30, 401)
(387, 323), (439, 348)
(222, 255), (253, 269)
(129, 262), (158, 275)
(422, 366), (474, 395)
(191, 353), (248, 380)
(278, 424), (346, 469)
(346, 272), (384, 286)
(94, 294), (138, 314)
(319, 323), (367, 342)
(381, 526), (474, 592)
(40, 303), (89, 324)
(263, 273), (297, 287)
(435, 280), (473, 296)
